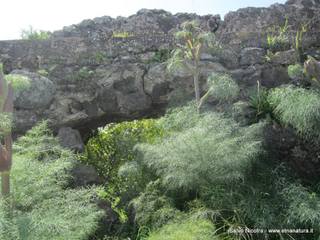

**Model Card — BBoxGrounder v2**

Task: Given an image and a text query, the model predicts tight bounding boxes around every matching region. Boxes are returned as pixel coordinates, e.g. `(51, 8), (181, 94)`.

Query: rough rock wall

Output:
(0, 0), (319, 137)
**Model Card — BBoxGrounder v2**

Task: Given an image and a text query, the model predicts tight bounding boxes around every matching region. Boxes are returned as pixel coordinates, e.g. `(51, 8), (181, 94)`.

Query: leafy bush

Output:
(137, 112), (264, 192)
(268, 86), (320, 138)
(288, 64), (304, 79)
(82, 119), (164, 226)
(130, 180), (181, 230)
(151, 49), (171, 63)
(21, 26), (51, 40)
(157, 103), (201, 133)
(83, 119), (164, 179)
(207, 73), (239, 102)
(0, 122), (103, 240)
(146, 218), (217, 240)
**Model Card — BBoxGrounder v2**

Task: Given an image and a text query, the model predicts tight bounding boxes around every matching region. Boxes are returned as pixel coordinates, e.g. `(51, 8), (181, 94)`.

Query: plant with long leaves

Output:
(167, 20), (222, 108)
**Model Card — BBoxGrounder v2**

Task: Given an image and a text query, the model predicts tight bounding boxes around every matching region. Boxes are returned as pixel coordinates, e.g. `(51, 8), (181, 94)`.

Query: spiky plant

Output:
(167, 20), (222, 108)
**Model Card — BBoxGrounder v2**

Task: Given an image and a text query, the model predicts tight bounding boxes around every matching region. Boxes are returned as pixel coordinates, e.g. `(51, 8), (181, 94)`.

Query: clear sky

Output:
(0, 0), (286, 40)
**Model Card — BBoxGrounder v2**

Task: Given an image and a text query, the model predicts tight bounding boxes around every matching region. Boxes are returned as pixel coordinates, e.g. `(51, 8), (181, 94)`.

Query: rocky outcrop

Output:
(0, 0), (319, 136)
(12, 70), (56, 109)
(57, 127), (84, 152)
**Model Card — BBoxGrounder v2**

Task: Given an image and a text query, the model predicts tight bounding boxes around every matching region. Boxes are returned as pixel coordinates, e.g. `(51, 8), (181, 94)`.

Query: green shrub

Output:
(82, 119), (164, 225)
(0, 122), (103, 240)
(137, 112), (264, 192)
(130, 180), (181, 230)
(268, 86), (320, 138)
(157, 103), (201, 133)
(288, 64), (304, 79)
(282, 183), (320, 231)
(21, 26), (51, 40)
(207, 73), (239, 102)
(83, 119), (164, 179)
(146, 218), (217, 240)
(151, 49), (171, 63)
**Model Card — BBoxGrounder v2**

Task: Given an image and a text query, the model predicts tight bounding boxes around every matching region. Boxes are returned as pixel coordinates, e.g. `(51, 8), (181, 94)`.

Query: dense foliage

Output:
(288, 64), (304, 79)
(82, 119), (164, 226)
(0, 122), (103, 240)
(7, 19), (320, 240)
(137, 112), (263, 192)
(146, 218), (216, 240)
(268, 85), (320, 139)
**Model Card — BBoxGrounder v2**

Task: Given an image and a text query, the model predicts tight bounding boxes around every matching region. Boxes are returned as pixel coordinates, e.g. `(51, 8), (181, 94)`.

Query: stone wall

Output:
(0, 0), (319, 138)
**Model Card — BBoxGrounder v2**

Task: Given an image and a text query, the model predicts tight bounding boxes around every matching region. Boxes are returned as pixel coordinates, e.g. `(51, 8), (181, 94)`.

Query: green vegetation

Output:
(288, 63), (304, 79)
(73, 67), (95, 81)
(5, 74), (31, 93)
(77, 74), (320, 240)
(137, 112), (263, 192)
(5, 16), (320, 240)
(112, 31), (134, 38)
(0, 122), (103, 240)
(146, 218), (216, 240)
(21, 26), (51, 40)
(295, 24), (307, 63)
(198, 73), (239, 108)
(167, 20), (222, 108)
(151, 49), (171, 63)
(81, 119), (164, 228)
(249, 82), (273, 121)
(268, 86), (320, 139)
(266, 18), (290, 53)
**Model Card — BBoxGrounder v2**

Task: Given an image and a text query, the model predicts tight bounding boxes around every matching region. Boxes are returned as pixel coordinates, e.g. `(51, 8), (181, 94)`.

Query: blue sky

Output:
(0, 0), (286, 40)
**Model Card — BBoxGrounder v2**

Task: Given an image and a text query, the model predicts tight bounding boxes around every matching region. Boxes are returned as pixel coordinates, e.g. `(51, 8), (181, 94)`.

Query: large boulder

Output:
(57, 127), (85, 152)
(11, 70), (56, 109)
(71, 163), (103, 187)
(270, 49), (298, 65)
(240, 47), (265, 66)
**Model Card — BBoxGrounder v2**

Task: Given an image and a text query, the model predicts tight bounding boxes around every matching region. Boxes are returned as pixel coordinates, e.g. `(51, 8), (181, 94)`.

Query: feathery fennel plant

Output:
(136, 112), (264, 192)
(0, 122), (103, 240)
(268, 85), (320, 139)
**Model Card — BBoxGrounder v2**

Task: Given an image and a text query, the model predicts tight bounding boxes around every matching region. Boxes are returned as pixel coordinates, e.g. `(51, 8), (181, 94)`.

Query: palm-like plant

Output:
(167, 21), (221, 108)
